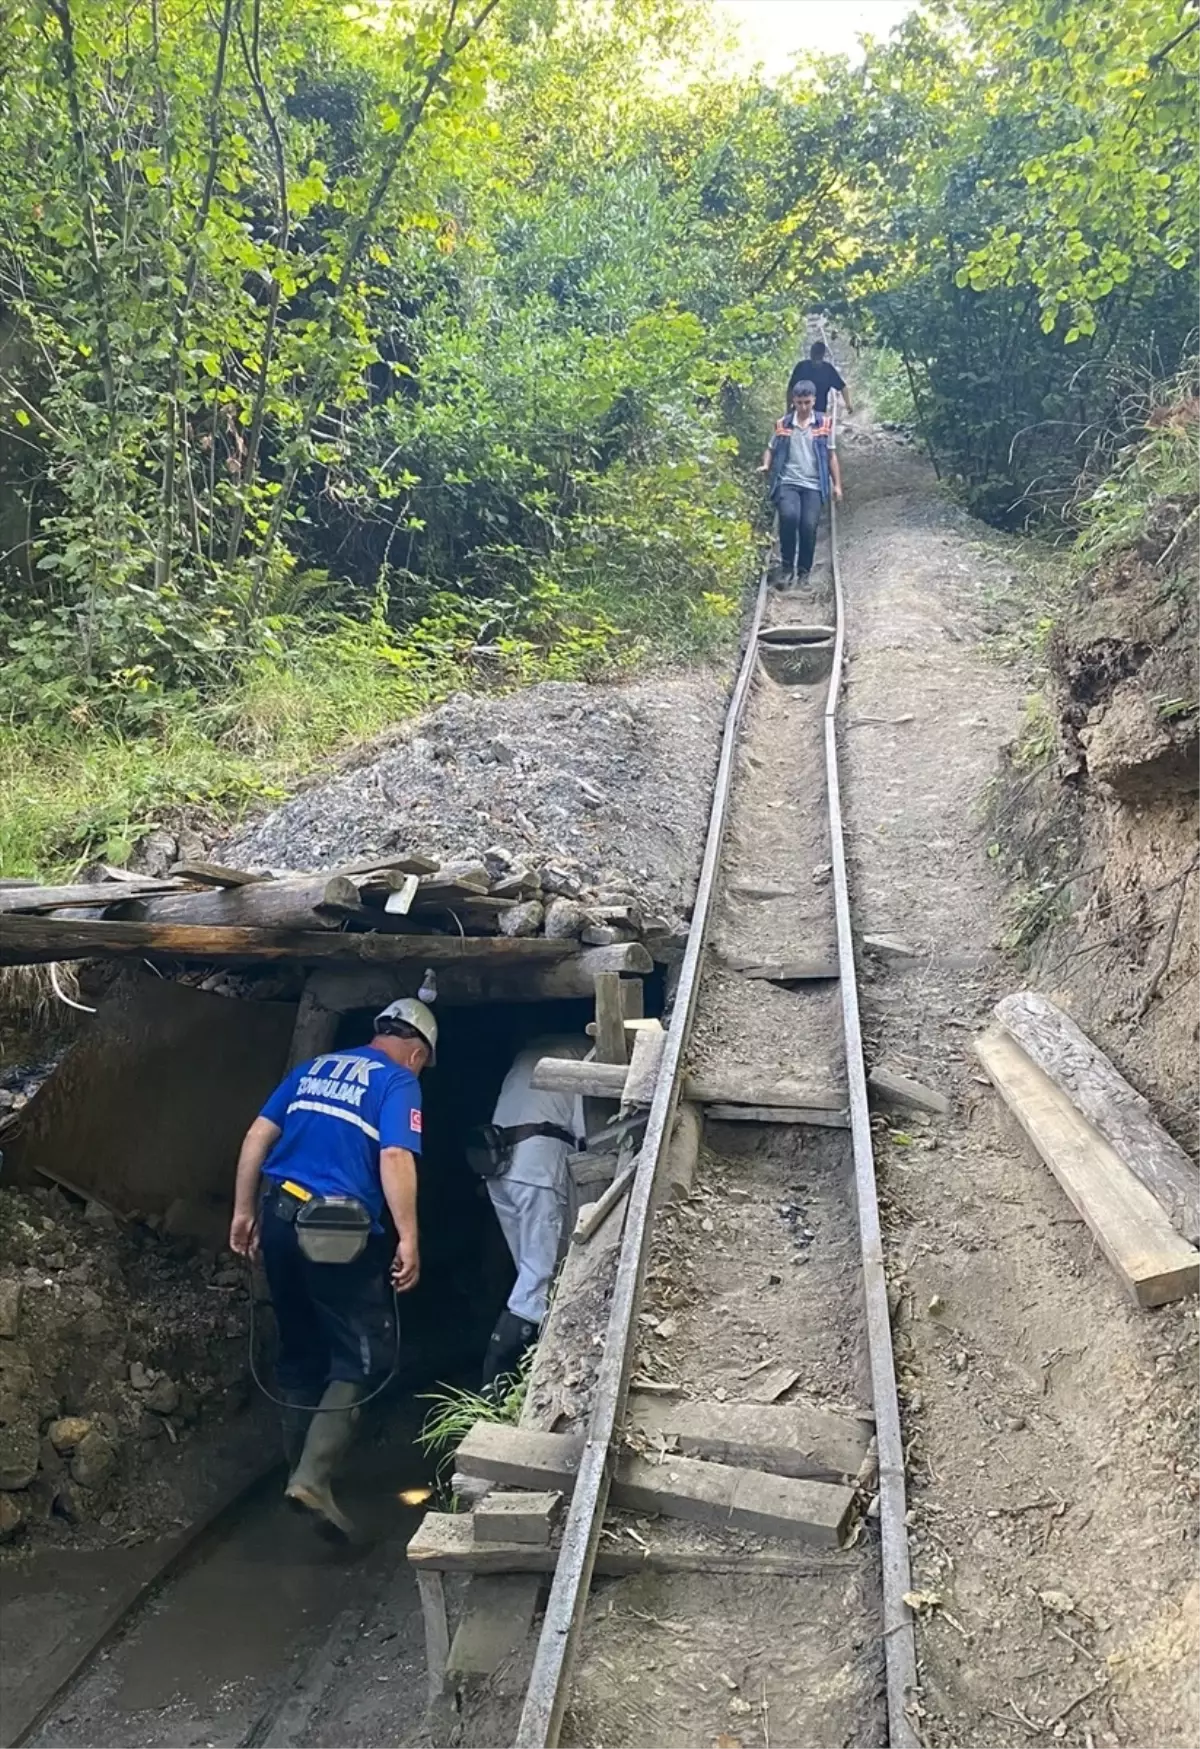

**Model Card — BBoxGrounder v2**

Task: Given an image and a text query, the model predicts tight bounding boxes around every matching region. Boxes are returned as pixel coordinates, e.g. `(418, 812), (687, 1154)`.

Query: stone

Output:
(137, 1411), (164, 1440)
(0, 1419), (40, 1491)
(0, 1279), (20, 1339)
(544, 898), (587, 940)
(482, 738), (515, 766)
(499, 900), (545, 938)
(129, 1361), (155, 1392)
(70, 1429), (117, 1489)
(1081, 679), (1197, 800)
(48, 1416), (94, 1455)
(540, 864), (583, 900)
(84, 1200), (118, 1230)
(481, 845), (514, 876)
(144, 1376), (180, 1416)
(130, 827), (178, 876)
(0, 1491), (27, 1542)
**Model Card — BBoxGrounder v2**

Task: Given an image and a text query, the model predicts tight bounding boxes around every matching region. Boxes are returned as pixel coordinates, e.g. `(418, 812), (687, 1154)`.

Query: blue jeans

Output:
(776, 485), (822, 575)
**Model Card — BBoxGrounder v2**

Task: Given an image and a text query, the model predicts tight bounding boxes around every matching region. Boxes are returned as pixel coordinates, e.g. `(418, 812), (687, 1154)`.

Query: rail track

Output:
(512, 388), (919, 1749)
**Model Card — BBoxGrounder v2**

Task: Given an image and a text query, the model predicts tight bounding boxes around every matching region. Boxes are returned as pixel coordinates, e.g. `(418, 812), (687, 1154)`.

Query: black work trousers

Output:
(776, 484), (822, 575)
(259, 1186), (397, 1393)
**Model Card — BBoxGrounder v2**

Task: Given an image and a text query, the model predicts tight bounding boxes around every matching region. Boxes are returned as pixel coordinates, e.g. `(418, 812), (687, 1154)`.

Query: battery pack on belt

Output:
(294, 1195), (372, 1265)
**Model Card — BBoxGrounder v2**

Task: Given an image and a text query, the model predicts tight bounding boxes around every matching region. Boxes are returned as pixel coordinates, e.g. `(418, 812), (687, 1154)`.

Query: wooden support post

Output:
(416, 1569), (450, 1701)
(592, 971), (628, 1066)
(288, 976), (340, 1069)
(660, 1101), (701, 1202)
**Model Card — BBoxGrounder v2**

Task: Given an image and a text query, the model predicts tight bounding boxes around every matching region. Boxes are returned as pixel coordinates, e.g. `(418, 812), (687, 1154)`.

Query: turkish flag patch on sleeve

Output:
(410, 1108), (422, 1133)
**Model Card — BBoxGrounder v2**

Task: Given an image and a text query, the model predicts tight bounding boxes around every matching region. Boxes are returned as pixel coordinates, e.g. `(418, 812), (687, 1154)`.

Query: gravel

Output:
(221, 673), (730, 927)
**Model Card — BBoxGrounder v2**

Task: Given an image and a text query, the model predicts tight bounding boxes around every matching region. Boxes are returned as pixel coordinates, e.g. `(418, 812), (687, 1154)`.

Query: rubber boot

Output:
(284, 1379), (362, 1540)
(279, 1384), (321, 1471)
(481, 1308), (537, 1395)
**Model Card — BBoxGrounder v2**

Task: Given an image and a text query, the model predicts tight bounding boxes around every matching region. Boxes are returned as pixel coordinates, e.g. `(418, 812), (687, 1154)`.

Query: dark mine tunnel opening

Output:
(327, 982), (662, 1398)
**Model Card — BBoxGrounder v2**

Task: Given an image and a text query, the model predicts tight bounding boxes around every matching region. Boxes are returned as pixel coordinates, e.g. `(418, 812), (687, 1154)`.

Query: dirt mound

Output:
(0, 1183), (257, 1552)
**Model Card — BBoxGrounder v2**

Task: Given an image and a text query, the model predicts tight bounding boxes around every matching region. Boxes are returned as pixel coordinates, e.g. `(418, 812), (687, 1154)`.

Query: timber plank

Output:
(685, 1073), (845, 1110)
(124, 873), (362, 930)
(976, 1026), (1199, 1308)
(995, 990), (1199, 1244)
(868, 1064), (950, 1117)
(725, 957), (840, 982)
(532, 1058), (629, 1097)
(706, 1104), (850, 1128)
(659, 1101), (701, 1202)
(167, 862), (270, 887)
(622, 1022), (665, 1107)
(408, 1512), (853, 1578)
(627, 1394), (871, 1483)
(454, 1424), (855, 1546)
(0, 916), (576, 969)
(445, 1573), (541, 1681)
(0, 880), (197, 913)
(473, 1492), (562, 1546)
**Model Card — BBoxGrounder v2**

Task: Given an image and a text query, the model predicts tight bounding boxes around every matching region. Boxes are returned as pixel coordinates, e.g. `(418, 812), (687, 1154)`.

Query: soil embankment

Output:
(837, 418), (1197, 1749)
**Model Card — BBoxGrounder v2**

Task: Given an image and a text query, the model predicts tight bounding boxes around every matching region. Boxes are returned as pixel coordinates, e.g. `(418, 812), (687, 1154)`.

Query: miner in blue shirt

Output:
(229, 997), (436, 1538)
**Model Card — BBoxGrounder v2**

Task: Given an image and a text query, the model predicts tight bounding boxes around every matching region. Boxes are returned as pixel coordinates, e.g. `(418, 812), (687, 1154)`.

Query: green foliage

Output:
(1073, 368), (1200, 565)
(1, 0), (1195, 880)
(416, 1363), (529, 1492)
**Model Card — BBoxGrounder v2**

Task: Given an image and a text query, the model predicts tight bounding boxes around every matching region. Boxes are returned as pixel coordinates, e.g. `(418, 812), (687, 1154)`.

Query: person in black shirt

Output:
(786, 341), (853, 416)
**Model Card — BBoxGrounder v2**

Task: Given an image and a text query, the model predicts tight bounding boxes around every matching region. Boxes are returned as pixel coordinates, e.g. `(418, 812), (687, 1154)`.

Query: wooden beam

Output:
(572, 1163), (635, 1244)
(409, 1512), (852, 1579)
(445, 1573), (541, 1683)
(867, 1065), (950, 1117)
(120, 874), (363, 931)
(0, 879), (198, 913)
(685, 1073), (845, 1110)
(0, 915), (577, 970)
(976, 1026), (1199, 1308)
(455, 1423), (855, 1547)
(288, 977), (340, 1069)
(622, 1023), (665, 1107)
(473, 1492), (562, 1547)
(592, 971), (628, 1067)
(332, 853), (440, 879)
(303, 944), (651, 1015)
(706, 1104), (850, 1128)
(727, 957), (839, 982)
(415, 1570), (450, 1702)
(532, 1058), (628, 1098)
(660, 1101), (701, 1202)
(995, 990), (1200, 1245)
(167, 862), (270, 887)
(627, 1393), (872, 1484)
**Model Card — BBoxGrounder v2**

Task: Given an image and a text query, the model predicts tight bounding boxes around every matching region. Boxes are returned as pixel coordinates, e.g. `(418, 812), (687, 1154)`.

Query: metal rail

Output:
(826, 400), (920, 1749)
(514, 365), (919, 1749)
(513, 569), (770, 1748)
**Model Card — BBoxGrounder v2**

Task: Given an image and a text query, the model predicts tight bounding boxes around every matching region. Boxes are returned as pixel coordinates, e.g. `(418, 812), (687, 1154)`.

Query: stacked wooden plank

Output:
(976, 989), (1199, 1308)
(0, 851), (672, 971)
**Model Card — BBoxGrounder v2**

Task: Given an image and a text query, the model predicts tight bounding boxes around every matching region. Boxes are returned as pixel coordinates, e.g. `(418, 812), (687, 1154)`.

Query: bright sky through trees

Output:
(713, 0), (915, 73)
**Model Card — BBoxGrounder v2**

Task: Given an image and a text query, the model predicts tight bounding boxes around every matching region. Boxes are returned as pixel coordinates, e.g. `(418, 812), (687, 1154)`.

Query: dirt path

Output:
(836, 423), (1198, 1748)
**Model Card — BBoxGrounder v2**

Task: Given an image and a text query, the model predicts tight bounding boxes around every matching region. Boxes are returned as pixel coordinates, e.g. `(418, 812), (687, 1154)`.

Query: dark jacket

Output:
(767, 410), (833, 505)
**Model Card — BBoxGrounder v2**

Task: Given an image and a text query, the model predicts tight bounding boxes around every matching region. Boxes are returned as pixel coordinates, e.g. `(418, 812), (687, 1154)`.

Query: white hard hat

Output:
(374, 997), (438, 1063)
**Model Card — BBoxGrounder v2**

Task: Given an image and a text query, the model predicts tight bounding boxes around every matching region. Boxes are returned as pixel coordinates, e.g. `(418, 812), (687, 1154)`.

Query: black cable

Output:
(244, 1263), (402, 1412)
